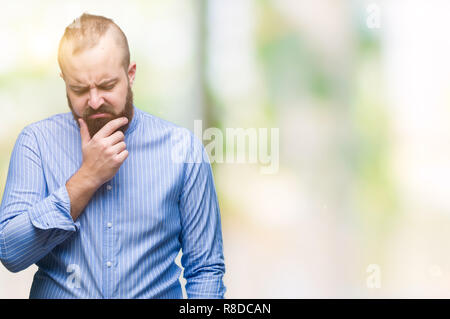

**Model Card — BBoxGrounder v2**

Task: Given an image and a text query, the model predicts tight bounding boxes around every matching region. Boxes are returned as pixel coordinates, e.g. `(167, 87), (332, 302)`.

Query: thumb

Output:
(78, 118), (91, 145)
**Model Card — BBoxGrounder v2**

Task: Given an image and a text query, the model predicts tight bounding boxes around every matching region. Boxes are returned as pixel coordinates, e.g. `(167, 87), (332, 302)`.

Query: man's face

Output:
(61, 28), (136, 137)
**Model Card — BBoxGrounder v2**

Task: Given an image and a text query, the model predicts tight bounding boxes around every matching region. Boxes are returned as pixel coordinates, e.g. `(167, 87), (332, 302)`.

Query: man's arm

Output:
(66, 117), (129, 221)
(178, 132), (226, 299)
(0, 117), (128, 272)
(0, 127), (78, 272)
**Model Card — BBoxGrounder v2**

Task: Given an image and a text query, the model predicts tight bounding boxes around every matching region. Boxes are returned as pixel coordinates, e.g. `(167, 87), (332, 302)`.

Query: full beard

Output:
(68, 86), (134, 138)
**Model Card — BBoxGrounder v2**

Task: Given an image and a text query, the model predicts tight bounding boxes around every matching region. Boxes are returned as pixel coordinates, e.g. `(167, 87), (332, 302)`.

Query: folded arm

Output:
(0, 127), (79, 273)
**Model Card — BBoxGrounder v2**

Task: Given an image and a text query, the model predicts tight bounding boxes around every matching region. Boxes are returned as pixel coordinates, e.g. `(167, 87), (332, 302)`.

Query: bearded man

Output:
(0, 13), (226, 299)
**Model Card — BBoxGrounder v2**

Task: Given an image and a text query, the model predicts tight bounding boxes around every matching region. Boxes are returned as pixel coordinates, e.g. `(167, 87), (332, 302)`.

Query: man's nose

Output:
(87, 88), (105, 110)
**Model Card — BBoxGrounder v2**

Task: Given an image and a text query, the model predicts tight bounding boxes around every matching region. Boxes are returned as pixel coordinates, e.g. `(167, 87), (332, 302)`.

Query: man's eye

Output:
(72, 88), (87, 95)
(101, 85), (115, 91)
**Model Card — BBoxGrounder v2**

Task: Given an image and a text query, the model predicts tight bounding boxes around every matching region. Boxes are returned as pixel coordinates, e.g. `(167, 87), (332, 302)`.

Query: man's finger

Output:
(104, 130), (125, 146)
(94, 117), (128, 139)
(115, 149), (129, 164)
(111, 141), (127, 154)
(78, 118), (91, 145)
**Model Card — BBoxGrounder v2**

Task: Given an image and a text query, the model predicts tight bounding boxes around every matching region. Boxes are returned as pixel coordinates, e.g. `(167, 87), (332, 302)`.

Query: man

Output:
(0, 13), (226, 299)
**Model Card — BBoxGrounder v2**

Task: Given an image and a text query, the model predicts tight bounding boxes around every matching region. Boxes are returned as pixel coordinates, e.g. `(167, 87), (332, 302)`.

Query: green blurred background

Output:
(2, 0), (450, 298)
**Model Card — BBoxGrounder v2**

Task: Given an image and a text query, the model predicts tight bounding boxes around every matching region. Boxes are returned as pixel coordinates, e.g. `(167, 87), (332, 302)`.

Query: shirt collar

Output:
(124, 104), (140, 136)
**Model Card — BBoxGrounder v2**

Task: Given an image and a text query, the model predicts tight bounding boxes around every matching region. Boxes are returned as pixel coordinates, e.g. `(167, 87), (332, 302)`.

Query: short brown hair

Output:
(58, 13), (130, 73)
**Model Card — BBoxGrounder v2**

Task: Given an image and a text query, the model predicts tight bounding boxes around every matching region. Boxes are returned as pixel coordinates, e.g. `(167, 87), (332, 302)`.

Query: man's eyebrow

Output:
(69, 84), (88, 90)
(98, 78), (119, 86)
(69, 78), (119, 89)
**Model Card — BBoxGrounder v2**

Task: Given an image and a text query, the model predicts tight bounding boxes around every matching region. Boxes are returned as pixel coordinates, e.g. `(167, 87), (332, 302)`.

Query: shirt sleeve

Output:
(178, 131), (227, 299)
(0, 127), (80, 273)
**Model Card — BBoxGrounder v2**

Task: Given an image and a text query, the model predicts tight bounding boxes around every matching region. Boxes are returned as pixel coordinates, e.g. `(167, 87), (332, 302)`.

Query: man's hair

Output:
(58, 13), (130, 73)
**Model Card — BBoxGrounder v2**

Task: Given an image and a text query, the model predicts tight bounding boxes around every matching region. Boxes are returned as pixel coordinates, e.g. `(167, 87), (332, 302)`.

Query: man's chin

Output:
(85, 116), (114, 137)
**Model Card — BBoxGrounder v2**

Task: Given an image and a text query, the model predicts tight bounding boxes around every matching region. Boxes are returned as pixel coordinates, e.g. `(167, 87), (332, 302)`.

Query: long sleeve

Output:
(178, 133), (226, 299)
(1, 107), (224, 298)
(0, 127), (79, 273)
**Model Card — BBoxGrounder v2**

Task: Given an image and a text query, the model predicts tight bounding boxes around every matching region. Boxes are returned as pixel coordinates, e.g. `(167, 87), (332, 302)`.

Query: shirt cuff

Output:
(28, 185), (80, 232)
(186, 277), (226, 299)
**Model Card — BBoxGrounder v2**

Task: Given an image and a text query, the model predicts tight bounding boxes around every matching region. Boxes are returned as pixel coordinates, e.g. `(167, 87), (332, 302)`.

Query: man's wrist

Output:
(76, 165), (103, 190)
(65, 166), (102, 221)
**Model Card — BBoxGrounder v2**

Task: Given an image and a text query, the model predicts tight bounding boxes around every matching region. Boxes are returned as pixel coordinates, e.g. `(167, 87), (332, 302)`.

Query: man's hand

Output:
(65, 117), (129, 221)
(78, 117), (129, 187)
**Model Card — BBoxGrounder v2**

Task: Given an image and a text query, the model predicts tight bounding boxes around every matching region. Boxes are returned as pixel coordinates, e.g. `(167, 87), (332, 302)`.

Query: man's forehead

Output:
(62, 49), (123, 86)
(60, 31), (125, 84)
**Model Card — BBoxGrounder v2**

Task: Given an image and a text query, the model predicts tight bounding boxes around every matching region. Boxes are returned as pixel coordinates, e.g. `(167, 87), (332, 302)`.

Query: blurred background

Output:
(1, 0), (450, 298)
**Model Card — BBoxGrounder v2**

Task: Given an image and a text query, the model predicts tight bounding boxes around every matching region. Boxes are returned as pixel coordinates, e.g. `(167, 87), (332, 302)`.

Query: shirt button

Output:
(107, 222), (112, 229)
(106, 184), (112, 190)
(106, 261), (112, 268)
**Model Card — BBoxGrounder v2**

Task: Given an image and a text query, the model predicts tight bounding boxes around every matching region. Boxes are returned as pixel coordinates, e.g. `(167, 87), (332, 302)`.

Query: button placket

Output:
(103, 181), (115, 298)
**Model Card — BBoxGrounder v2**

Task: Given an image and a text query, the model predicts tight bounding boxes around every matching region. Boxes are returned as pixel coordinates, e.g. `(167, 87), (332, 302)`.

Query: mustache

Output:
(83, 105), (117, 118)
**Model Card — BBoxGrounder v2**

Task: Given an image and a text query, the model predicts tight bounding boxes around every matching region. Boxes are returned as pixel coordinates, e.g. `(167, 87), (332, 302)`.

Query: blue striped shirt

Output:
(0, 105), (226, 298)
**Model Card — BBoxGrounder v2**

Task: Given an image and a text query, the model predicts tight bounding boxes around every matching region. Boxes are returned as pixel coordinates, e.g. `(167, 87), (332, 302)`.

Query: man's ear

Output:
(127, 62), (136, 87)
